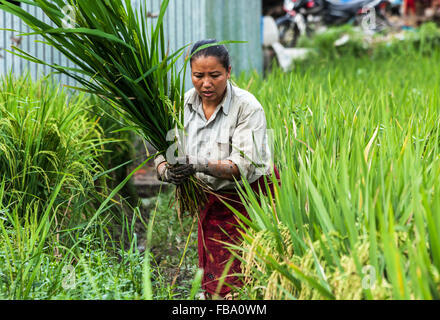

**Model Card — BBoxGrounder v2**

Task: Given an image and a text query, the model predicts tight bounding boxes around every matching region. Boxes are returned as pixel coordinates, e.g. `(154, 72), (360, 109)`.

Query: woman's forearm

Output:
(156, 156), (240, 181)
(204, 160), (240, 180)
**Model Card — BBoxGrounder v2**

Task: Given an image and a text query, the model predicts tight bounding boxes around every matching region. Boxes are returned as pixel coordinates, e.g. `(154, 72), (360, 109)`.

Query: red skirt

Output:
(197, 167), (280, 297)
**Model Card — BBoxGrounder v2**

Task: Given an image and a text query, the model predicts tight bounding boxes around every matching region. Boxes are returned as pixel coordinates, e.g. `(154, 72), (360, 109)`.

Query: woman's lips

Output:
(202, 91), (214, 97)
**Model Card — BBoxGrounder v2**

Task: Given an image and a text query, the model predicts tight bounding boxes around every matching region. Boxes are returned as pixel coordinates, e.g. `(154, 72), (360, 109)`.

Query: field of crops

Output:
(233, 28), (440, 299)
(1, 23), (440, 300)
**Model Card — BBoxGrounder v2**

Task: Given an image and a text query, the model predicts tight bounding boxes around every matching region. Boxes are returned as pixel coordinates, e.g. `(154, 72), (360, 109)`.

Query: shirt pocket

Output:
(211, 134), (230, 160)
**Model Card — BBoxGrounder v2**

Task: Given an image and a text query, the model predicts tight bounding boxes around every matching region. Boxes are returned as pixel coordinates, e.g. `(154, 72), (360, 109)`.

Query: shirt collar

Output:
(221, 81), (232, 116)
(188, 81), (232, 116)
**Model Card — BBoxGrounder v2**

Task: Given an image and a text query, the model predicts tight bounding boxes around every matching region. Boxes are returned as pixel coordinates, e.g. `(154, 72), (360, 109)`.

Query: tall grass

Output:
(232, 43), (440, 299)
(0, 183), (150, 299)
(1, 74), (99, 208)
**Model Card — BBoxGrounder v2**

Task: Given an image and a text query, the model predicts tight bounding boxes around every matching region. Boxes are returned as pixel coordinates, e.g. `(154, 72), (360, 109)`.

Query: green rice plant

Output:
(0, 0), (209, 216)
(296, 23), (440, 64)
(0, 74), (140, 299)
(0, 73), (141, 254)
(0, 73), (103, 216)
(386, 22), (440, 56)
(230, 47), (440, 299)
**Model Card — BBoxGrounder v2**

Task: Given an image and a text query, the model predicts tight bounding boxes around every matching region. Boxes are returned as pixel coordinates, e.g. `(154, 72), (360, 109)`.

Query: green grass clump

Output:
(374, 22), (440, 58)
(297, 24), (368, 60)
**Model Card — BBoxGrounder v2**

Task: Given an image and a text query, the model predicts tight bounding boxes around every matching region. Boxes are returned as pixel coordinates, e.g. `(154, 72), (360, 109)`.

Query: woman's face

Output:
(191, 55), (231, 107)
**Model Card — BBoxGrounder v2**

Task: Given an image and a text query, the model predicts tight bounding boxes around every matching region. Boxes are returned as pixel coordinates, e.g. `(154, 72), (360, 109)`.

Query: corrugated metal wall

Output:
(205, 0), (262, 76)
(0, 4), (79, 86)
(0, 0), (262, 88)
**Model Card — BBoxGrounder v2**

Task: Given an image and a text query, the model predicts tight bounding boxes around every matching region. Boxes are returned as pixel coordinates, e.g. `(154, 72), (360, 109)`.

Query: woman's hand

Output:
(156, 161), (195, 185)
(155, 154), (240, 184)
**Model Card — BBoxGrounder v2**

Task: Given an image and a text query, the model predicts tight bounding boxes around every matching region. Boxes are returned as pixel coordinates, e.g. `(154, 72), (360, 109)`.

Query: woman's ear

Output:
(227, 66), (232, 79)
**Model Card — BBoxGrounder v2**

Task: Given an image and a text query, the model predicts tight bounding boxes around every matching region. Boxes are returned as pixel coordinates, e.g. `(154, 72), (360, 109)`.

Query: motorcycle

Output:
(275, 0), (316, 47)
(276, 0), (391, 47)
(321, 0), (391, 28)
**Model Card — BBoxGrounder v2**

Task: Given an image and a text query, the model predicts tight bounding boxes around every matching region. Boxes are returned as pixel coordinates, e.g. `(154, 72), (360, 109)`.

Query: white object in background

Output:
(263, 16), (279, 46)
(272, 42), (311, 72)
(334, 34), (350, 47)
(295, 13), (307, 37)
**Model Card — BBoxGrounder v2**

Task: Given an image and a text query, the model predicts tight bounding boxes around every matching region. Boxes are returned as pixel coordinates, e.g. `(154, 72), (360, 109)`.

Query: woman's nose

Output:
(202, 78), (212, 88)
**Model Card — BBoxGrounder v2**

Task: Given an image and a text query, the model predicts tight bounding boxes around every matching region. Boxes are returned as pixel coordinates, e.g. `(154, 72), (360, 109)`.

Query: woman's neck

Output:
(202, 100), (220, 110)
(202, 90), (226, 121)
(202, 86), (227, 110)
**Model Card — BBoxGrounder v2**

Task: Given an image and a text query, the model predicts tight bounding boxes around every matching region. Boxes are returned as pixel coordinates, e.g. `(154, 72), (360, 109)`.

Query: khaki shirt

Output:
(157, 81), (272, 191)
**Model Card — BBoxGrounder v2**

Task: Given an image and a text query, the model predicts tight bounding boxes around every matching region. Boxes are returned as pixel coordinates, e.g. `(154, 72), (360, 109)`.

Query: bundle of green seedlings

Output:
(0, 0), (207, 216)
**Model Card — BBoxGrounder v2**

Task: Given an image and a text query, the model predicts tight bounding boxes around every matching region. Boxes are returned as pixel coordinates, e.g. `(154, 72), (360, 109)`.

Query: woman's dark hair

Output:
(190, 39), (231, 70)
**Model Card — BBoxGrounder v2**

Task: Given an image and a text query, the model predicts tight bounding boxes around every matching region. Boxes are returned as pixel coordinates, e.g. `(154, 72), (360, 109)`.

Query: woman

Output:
(154, 40), (277, 299)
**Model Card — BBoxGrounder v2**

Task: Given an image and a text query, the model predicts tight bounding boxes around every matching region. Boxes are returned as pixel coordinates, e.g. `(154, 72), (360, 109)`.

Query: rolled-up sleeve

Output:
(226, 104), (271, 182)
